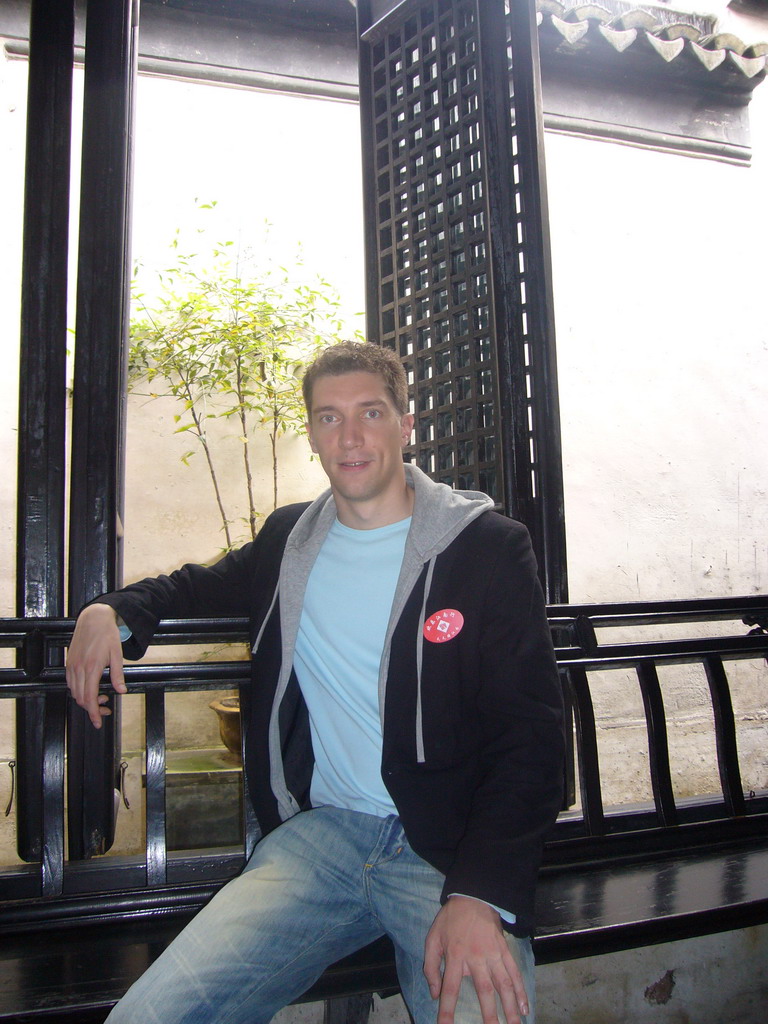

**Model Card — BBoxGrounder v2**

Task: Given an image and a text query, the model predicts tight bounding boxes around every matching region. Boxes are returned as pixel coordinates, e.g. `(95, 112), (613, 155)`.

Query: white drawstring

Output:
(415, 557), (436, 764)
(252, 584), (279, 654)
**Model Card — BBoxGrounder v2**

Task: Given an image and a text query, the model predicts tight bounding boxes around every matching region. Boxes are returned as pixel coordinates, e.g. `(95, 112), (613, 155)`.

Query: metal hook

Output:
(5, 760), (16, 817)
(119, 760), (130, 810)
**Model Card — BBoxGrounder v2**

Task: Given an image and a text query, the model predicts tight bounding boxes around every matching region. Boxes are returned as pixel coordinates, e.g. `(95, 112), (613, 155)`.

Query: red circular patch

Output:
(423, 608), (465, 644)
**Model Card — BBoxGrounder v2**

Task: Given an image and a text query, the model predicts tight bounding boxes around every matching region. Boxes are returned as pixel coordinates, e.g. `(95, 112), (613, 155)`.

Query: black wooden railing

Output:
(1, 617), (253, 911)
(1, 597), (767, 1023)
(1, 596), (767, 919)
(549, 596), (768, 840)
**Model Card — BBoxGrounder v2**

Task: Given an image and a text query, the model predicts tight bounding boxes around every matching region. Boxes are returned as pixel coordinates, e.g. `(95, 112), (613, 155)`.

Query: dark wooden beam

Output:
(67, 0), (138, 860)
(506, 0), (568, 605)
(15, 0), (75, 864)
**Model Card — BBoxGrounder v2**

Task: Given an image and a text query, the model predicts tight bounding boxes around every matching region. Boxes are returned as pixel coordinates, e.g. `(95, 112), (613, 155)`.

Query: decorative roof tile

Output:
(537, 2), (767, 85)
(554, 3), (614, 24)
(729, 50), (768, 77)
(551, 13), (592, 44)
(645, 32), (686, 62)
(536, 1), (765, 162)
(701, 33), (750, 55)
(598, 23), (638, 51)
(656, 23), (705, 43)
(689, 39), (728, 71)
(609, 10), (658, 31)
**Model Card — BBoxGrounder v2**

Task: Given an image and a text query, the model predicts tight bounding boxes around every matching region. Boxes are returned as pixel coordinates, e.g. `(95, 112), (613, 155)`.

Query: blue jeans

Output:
(106, 808), (535, 1024)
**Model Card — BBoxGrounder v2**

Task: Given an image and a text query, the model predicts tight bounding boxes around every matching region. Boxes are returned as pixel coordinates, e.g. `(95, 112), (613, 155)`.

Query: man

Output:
(66, 341), (564, 1024)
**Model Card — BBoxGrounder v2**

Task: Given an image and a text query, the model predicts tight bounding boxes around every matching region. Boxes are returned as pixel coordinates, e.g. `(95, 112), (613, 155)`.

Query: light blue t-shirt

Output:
(294, 516), (410, 818)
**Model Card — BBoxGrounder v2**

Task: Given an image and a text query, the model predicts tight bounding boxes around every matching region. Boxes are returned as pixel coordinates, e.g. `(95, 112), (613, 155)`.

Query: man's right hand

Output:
(65, 603), (127, 728)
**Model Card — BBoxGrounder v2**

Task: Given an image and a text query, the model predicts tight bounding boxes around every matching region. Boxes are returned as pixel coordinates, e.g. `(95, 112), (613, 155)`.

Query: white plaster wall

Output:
(276, 925), (768, 1024)
(536, 923), (768, 1023)
(545, 11), (768, 604)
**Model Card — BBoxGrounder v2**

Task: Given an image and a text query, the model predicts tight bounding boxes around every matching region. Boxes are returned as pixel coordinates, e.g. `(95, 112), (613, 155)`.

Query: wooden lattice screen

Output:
(357, 0), (567, 603)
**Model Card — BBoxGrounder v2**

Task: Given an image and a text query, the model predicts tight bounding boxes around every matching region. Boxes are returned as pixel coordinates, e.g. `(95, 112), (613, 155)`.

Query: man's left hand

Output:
(423, 895), (529, 1024)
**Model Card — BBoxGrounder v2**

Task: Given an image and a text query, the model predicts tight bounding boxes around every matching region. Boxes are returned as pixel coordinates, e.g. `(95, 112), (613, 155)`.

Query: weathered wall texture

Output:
(272, 925), (768, 1024)
(534, 924), (768, 1023)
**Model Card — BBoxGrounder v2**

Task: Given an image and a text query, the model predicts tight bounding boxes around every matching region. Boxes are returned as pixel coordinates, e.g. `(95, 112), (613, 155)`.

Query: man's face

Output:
(306, 371), (414, 527)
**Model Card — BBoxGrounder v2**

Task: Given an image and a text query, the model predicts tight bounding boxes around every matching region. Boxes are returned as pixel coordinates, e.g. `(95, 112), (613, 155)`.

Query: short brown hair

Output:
(302, 341), (409, 417)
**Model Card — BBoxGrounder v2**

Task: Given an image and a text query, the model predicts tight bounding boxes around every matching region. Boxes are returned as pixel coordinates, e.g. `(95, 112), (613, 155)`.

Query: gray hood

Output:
(401, 463), (494, 559)
(284, 462), (493, 557)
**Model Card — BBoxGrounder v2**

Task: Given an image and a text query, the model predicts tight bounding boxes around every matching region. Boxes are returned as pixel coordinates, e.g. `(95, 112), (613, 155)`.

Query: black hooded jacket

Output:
(100, 466), (564, 935)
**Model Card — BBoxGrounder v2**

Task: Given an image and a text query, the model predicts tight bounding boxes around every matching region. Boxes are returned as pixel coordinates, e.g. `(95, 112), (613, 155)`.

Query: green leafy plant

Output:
(129, 213), (361, 548)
